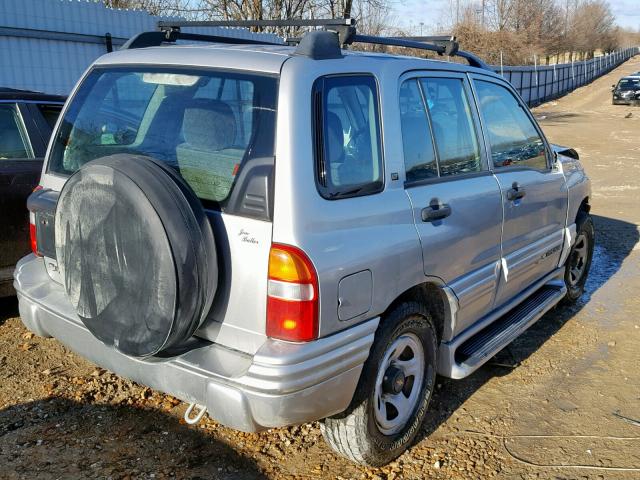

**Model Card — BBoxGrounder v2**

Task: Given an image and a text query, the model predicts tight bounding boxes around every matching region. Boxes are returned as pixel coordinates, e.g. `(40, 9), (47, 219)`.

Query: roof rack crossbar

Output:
(157, 19), (354, 30)
(177, 32), (282, 46)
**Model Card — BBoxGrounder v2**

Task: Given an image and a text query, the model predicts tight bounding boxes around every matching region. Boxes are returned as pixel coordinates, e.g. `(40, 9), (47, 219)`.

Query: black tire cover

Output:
(54, 154), (218, 357)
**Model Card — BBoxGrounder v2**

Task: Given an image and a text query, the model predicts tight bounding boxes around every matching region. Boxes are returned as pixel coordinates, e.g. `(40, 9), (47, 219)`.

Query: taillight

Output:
(29, 221), (40, 256)
(266, 243), (318, 342)
(30, 185), (43, 257)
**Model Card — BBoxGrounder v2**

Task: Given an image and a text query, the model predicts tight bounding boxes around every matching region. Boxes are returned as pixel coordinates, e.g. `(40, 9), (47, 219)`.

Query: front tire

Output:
(321, 302), (437, 466)
(563, 213), (594, 304)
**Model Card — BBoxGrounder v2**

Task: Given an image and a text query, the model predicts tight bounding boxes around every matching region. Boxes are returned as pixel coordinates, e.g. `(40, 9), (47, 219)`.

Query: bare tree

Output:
(571, 0), (616, 58)
(436, 0), (621, 65)
(101, 0), (188, 16)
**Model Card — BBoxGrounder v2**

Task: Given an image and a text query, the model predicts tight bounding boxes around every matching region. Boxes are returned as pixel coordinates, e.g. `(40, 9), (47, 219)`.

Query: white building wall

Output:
(0, 0), (280, 95)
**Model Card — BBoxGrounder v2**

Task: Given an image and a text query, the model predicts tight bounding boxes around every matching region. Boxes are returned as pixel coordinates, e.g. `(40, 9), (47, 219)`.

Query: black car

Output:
(0, 88), (65, 297)
(612, 77), (640, 105)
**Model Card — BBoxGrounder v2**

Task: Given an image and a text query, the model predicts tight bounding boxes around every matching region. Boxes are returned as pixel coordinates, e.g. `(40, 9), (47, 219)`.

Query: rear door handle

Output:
(421, 203), (452, 222)
(507, 182), (526, 201)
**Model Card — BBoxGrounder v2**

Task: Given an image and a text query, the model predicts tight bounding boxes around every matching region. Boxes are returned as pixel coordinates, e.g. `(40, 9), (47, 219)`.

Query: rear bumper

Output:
(14, 254), (378, 432)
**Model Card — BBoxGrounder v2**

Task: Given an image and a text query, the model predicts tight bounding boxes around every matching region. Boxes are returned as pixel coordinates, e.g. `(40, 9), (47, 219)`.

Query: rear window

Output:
(48, 67), (277, 206)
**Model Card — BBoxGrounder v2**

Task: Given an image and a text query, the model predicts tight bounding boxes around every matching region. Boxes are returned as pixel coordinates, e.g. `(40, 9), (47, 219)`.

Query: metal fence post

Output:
(105, 32), (113, 53)
(534, 54), (539, 104)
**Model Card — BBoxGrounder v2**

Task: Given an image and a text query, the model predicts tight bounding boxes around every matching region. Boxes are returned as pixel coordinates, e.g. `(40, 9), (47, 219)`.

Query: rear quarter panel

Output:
(272, 56), (430, 338)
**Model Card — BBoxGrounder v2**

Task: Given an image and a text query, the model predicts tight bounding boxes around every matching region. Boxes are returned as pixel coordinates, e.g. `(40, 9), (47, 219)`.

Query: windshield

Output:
(617, 78), (640, 91)
(49, 67), (277, 206)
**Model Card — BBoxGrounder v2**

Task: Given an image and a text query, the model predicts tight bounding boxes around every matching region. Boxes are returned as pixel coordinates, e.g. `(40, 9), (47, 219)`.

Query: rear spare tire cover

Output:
(54, 154), (218, 357)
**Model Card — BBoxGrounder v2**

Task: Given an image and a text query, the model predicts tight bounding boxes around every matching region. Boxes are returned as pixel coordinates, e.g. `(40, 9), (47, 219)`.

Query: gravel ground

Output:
(1, 58), (640, 480)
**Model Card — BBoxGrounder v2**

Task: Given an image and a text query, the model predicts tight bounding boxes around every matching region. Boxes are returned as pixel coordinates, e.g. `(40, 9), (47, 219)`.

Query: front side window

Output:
(48, 67), (277, 206)
(0, 105), (32, 159)
(420, 78), (482, 177)
(474, 80), (547, 171)
(315, 75), (383, 199)
(399, 79), (438, 182)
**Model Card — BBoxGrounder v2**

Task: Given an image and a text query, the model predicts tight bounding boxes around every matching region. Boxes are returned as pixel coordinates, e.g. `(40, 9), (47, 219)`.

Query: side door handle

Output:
(507, 182), (526, 201)
(421, 203), (452, 222)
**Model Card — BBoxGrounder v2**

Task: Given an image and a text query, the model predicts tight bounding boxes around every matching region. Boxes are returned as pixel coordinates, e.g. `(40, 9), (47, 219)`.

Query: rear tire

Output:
(563, 212), (594, 304)
(321, 302), (437, 466)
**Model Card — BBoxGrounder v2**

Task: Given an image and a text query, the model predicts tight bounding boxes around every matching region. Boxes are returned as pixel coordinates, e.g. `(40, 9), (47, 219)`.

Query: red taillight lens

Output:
(29, 221), (41, 257)
(30, 185), (43, 257)
(266, 244), (318, 342)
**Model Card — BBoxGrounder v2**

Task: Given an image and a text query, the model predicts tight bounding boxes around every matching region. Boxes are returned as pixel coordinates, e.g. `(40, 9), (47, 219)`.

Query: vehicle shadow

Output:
(0, 296), (19, 327)
(0, 397), (267, 480)
(535, 111), (581, 126)
(414, 213), (639, 446)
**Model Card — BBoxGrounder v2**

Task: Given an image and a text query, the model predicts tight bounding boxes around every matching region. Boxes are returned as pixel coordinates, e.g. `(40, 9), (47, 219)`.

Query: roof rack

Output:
(157, 19), (355, 42)
(121, 18), (490, 70)
(386, 35), (491, 70)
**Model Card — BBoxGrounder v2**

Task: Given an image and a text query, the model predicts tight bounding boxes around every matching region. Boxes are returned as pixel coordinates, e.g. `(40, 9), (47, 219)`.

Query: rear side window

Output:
(420, 78), (482, 177)
(473, 80), (547, 171)
(48, 67), (277, 207)
(36, 104), (63, 130)
(399, 79), (438, 182)
(314, 75), (383, 199)
(0, 105), (32, 159)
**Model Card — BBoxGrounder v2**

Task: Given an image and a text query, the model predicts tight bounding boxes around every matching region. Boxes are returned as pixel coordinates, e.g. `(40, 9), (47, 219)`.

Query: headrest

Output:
(182, 99), (236, 151)
(326, 111), (344, 164)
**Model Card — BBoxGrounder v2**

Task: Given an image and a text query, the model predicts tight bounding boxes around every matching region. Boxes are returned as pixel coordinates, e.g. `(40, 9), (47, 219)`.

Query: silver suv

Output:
(14, 20), (593, 466)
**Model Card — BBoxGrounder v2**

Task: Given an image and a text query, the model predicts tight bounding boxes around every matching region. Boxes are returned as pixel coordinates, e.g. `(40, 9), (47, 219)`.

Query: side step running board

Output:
(439, 280), (566, 379)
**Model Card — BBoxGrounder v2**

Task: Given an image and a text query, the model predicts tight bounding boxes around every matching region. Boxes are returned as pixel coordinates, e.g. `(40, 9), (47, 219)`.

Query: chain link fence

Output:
(494, 48), (640, 107)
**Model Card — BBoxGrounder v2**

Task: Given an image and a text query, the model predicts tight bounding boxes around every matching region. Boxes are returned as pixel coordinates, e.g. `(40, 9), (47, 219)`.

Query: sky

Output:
(393, 0), (640, 34)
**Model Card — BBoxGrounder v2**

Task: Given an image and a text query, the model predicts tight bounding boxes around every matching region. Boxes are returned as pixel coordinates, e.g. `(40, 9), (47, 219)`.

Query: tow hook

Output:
(184, 403), (207, 425)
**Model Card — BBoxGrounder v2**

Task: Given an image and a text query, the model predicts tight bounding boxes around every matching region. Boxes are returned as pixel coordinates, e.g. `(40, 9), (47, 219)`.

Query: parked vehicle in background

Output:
(14, 20), (593, 466)
(612, 76), (640, 105)
(0, 88), (64, 297)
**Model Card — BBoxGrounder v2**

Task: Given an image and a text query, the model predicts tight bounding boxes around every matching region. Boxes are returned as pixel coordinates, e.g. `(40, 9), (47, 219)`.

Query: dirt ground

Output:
(1, 58), (640, 480)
